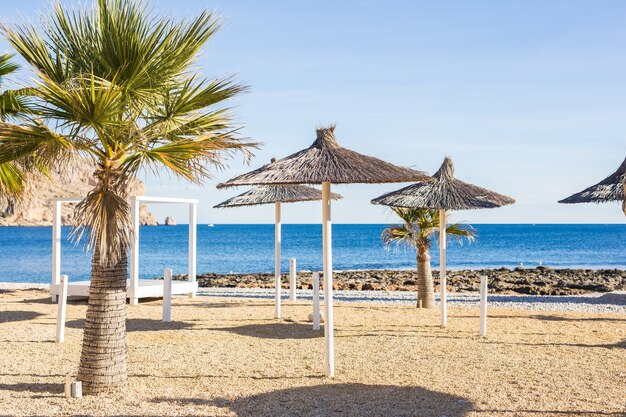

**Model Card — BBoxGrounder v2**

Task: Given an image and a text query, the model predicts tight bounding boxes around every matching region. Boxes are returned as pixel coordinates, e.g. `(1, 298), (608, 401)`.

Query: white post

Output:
(480, 275), (488, 337)
(188, 203), (197, 298)
(129, 196), (140, 304)
(289, 258), (297, 302)
(56, 274), (68, 343)
(51, 200), (61, 302)
(439, 208), (448, 327)
(322, 181), (334, 377)
(312, 271), (320, 330)
(274, 201), (282, 319)
(163, 268), (172, 322)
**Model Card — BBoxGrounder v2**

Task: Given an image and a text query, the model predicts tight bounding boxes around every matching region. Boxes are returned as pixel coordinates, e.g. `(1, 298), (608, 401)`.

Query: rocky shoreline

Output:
(193, 267), (626, 296)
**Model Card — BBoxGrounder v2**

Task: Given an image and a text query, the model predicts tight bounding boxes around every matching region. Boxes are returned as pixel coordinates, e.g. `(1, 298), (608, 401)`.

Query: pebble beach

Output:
(194, 267), (626, 296)
(197, 287), (626, 314)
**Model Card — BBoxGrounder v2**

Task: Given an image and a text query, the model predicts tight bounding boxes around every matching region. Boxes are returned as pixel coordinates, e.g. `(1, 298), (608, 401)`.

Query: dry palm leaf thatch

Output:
(217, 125), (430, 188)
(371, 157), (516, 210)
(559, 157), (626, 206)
(214, 184), (342, 208)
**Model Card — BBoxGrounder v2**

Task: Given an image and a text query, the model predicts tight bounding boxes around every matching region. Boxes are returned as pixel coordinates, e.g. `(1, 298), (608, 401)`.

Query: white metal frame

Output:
(50, 196), (198, 304)
(129, 196), (198, 304)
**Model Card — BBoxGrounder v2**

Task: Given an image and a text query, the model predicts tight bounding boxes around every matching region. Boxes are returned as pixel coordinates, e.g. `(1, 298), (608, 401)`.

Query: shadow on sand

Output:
(66, 318), (194, 332)
(211, 322), (322, 340)
(483, 338), (625, 350)
(0, 310), (45, 323)
(153, 383), (474, 416)
(0, 382), (62, 395)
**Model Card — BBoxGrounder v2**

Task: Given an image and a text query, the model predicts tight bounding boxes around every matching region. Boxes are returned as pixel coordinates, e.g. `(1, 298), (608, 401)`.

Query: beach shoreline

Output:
(3, 266), (624, 296)
(192, 267), (625, 296)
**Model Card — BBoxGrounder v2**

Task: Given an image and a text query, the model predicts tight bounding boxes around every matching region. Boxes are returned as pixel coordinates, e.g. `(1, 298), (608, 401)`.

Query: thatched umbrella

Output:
(371, 157), (515, 326)
(559, 157), (626, 215)
(214, 181), (342, 319)
(218, 125), (430, 377)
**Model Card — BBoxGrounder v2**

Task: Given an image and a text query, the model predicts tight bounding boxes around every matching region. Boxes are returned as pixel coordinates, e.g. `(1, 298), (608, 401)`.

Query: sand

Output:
(0, 289), (624, 416)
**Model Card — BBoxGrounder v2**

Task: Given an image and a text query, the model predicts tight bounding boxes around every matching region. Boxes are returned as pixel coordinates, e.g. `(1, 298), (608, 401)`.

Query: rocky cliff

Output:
(0, 160), (158, 226)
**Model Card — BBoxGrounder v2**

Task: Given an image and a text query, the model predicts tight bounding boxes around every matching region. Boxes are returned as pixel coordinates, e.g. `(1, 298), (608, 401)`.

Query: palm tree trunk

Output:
(416, 246), (435, 308)
(77, 246), (128, 394)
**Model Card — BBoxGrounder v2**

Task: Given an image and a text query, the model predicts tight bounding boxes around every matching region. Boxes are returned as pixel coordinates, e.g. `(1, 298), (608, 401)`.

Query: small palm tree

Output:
(382, 207), (475, 308)
(0, 0), (257, 394)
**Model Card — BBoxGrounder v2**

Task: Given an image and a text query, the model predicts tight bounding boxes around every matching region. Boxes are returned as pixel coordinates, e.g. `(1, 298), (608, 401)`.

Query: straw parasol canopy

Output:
(215, 182), (342, 320)
(371, 157), (515, 327)
(217, 125), (429, 187)
(218, 125), (430, 378)
(558, 157), (626, 215)
(371, 157), (516, 210)
(214, 184), (342, 208)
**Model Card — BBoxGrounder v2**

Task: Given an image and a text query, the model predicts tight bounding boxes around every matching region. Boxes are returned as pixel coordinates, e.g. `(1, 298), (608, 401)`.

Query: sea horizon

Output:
(1, 223), (625, 284)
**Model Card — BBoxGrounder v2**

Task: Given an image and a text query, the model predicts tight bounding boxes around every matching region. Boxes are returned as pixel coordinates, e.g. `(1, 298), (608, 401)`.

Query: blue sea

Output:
(0, 224), (624, 284)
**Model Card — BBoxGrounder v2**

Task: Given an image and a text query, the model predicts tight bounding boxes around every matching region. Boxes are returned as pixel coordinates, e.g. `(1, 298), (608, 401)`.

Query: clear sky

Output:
(2, 0), (625, 224)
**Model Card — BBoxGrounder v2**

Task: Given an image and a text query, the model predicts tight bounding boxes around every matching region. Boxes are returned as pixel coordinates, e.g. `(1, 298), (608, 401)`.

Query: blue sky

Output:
(2, 0), (625, 224)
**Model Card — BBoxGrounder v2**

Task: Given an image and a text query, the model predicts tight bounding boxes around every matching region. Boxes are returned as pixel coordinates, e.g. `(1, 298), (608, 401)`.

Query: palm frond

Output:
(0, 161), (25, 198)
(0, 119), (75, 165)
(444, 223), (476, 245)
(0, 54), (20, 79)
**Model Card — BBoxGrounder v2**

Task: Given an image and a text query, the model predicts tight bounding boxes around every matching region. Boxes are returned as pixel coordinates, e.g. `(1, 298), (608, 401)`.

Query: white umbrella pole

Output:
(322, 181), (334, 377)
(439, 208), (447, 327)
(275, 201), (282, 319)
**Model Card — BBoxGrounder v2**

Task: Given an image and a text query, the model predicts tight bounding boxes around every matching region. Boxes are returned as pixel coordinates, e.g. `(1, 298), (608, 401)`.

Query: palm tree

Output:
(382, 207), (475, 308)
(0, 0), (257, 394)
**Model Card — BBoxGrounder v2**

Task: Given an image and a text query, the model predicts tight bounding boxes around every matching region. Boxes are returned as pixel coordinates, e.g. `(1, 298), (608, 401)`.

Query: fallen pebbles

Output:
(197, 287), (626, 314)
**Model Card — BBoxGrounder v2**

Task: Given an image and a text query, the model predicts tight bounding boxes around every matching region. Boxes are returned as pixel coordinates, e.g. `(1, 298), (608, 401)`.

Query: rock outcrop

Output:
(164, 216), (176, 226)
(0, 159), (158, 226)
(195, 267), (626, 296)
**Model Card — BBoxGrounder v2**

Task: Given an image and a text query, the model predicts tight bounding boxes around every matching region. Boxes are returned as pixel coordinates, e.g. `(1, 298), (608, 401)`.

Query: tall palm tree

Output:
(382, 207), (475, 308)
(0, 0), (257, 394)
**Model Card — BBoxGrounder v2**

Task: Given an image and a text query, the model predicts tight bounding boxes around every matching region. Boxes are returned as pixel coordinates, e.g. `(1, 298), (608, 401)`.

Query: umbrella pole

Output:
(322, 181), (334, 378)
(439, 208), (447, 327)
(275, 201), (281, 319)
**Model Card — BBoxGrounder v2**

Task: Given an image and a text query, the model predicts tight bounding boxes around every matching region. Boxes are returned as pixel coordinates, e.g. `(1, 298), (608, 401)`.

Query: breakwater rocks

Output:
(194, 267), (626, 296)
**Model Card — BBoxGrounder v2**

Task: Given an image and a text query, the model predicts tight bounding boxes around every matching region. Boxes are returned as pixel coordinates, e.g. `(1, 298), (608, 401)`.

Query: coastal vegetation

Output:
(0, 0), (255, 393)
(381, 207), (475, 308)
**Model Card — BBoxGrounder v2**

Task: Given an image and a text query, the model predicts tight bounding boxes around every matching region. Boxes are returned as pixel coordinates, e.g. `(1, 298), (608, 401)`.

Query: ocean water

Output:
(0, 224), (624, 284)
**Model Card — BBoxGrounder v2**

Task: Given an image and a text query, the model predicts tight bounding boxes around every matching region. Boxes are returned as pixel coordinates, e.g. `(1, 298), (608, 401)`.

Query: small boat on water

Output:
(208, 223), (214, 227)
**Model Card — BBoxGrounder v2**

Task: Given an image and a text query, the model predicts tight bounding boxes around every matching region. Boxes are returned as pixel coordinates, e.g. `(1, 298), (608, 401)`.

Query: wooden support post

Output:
(322, 181), (334, 377)
(439, 208), (448, 327)
(56, 275), (68, 343)
(51, 201), (61, 302)
(129, 196), (140, 305)
(480, 275), (488, 337)
(274, 201), (282, 318)
(163, 268), (172, 322)
(289, 258), (297, 301)
(312, 271), (321, 331)
(188, 203), (197, 298)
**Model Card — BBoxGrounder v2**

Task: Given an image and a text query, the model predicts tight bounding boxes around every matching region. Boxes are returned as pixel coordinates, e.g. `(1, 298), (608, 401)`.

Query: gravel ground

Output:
(197, 288), (626, 314)
(0, 289), (624, 416)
